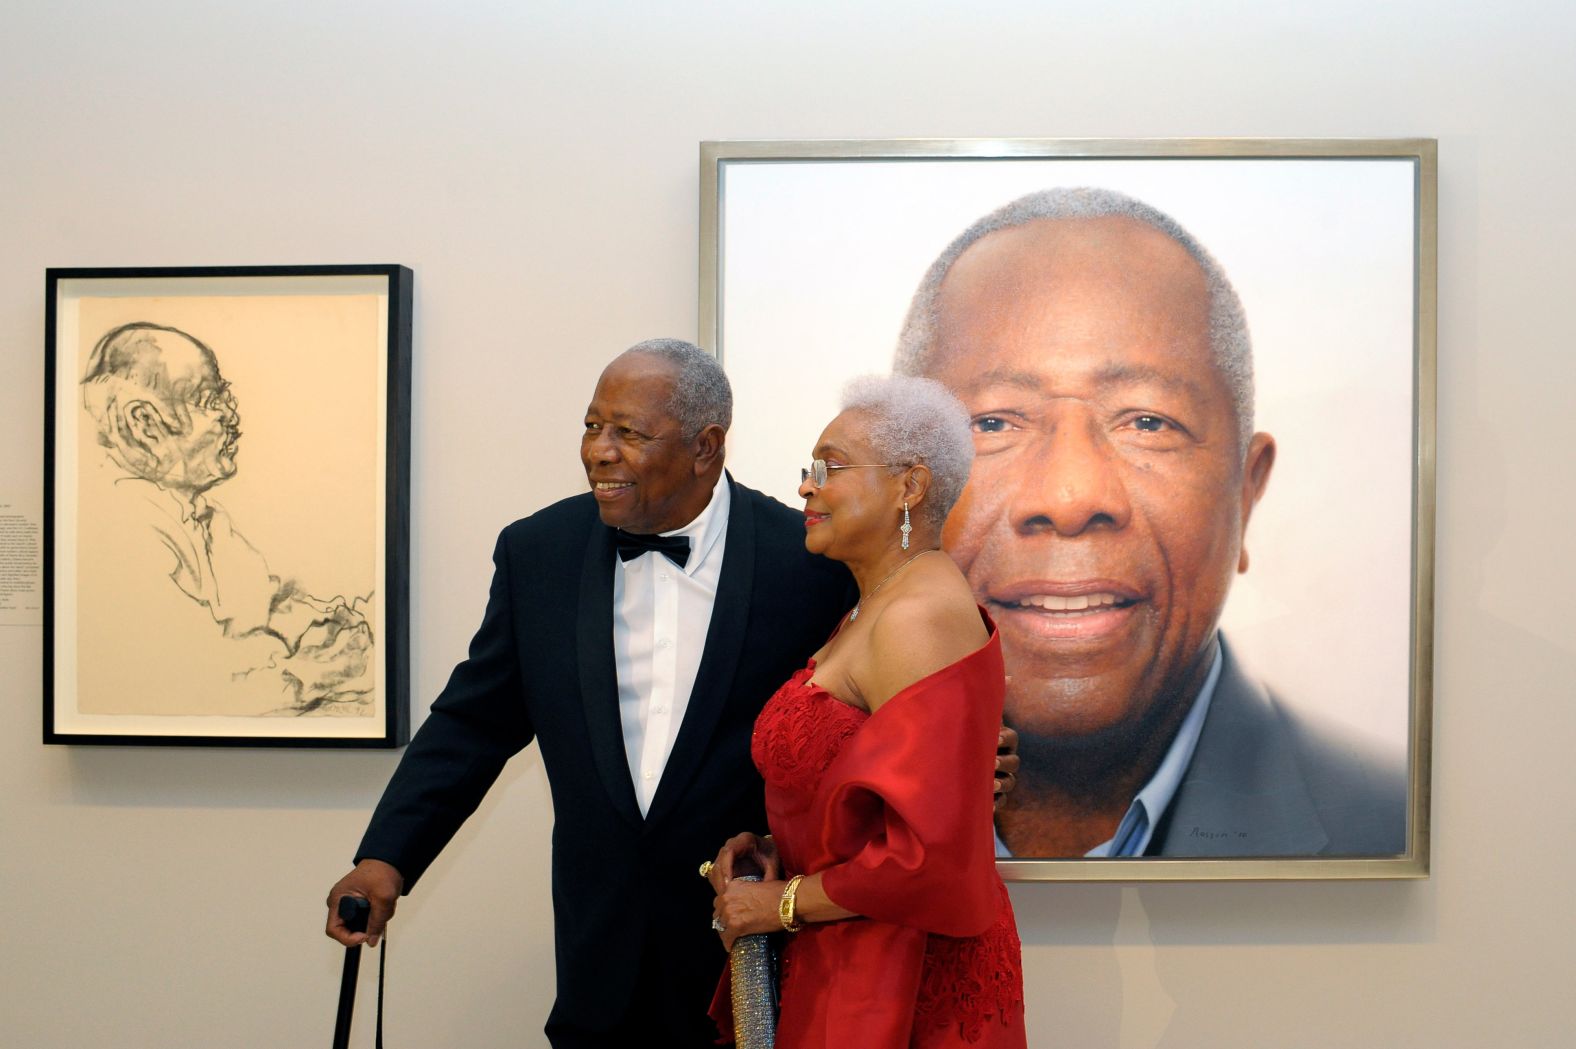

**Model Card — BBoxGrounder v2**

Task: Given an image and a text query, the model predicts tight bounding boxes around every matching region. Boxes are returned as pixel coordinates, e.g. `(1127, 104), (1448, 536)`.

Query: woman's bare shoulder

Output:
(862, 566), (987, 711)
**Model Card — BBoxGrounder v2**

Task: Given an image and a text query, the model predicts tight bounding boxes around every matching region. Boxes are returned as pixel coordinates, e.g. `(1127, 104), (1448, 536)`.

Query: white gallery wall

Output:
(2, 3), (1572, 1046)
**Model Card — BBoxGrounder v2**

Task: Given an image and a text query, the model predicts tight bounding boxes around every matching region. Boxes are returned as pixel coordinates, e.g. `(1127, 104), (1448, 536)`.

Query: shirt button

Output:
(659, 572), (670, 582)
(658, 638), (671, 649)
(653, 706), (666, 715)
(643, 771), (655, 780)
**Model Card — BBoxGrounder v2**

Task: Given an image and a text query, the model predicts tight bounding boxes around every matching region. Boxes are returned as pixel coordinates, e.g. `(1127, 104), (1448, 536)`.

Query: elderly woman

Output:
(707, 375), (1025, 1048)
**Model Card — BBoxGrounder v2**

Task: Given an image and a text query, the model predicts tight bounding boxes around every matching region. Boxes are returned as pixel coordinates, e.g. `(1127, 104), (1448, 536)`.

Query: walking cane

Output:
(333, 896), (385, 1049)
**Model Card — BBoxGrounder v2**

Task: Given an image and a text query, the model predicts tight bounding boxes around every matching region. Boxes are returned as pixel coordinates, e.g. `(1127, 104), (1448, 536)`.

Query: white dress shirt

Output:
(613, 473), (731, 815)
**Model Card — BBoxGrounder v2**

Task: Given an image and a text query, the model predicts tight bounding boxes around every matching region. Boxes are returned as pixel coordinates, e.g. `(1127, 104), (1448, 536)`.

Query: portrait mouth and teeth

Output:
(987, 581), (1146, 643)
(1012, 592), (1128, 613)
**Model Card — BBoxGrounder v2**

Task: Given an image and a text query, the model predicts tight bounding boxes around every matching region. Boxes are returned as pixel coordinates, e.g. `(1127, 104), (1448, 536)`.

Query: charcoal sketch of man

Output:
(77, 321), (373, 716)
(895, 187), (1406, 859)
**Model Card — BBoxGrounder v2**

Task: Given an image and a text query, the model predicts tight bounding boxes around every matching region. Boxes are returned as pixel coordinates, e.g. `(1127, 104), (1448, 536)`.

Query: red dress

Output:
(724, 619), (1025, 1048)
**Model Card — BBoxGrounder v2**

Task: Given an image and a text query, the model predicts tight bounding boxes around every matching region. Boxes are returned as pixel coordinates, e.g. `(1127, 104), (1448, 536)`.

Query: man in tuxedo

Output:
(896, 187), (1406, 859)
(323, 340), (856, 1046)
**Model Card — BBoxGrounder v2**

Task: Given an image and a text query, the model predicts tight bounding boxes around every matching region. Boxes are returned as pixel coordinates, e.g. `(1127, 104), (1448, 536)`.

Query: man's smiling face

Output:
(926, 216), (1274, 749)
(581, 353), (712, 535)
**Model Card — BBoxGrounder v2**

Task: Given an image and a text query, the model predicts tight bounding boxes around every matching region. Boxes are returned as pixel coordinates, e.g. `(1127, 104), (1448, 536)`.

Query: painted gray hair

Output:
(622, 338), (733, 438)
(893, 187), (1255, 451)
(839, 374), (973, 531)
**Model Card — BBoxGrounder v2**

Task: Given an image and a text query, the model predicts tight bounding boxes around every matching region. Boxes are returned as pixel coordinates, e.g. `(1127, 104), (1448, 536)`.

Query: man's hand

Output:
(281, 612), (375, 707)
(994, 726), (1020, 812)
(325, 859), (404, 948)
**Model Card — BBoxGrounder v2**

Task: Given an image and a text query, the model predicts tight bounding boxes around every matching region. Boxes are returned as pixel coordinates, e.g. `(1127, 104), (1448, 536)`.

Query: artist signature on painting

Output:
(1188, 826), (1249, 841)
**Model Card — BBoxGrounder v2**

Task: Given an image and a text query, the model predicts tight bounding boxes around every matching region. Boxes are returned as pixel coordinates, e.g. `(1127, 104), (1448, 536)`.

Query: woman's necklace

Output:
(847, 549), (935, 622)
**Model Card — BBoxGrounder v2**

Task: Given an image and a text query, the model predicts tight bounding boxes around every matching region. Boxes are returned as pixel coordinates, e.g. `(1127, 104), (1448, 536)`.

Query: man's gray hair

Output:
(839, 374), (973, 531)
(623, 338), (733, 438)
(893, 187), (1255, 451)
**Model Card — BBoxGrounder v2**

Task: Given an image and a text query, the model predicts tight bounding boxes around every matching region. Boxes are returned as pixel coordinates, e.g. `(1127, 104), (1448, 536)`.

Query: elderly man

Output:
(78, 322), (372, 715)
(896, 188), (1406, 859)
(325, 342), (858, 1047)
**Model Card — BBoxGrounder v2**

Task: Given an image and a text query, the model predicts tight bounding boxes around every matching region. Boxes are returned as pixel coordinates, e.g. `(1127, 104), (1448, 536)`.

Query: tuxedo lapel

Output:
(577, 522), (642, 826)
(645, 479), (755, 826)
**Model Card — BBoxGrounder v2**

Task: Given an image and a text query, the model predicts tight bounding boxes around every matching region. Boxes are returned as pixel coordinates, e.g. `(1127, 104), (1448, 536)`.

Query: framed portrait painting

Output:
(701, 140), (1434, 879)
(44, 265), (411, 747)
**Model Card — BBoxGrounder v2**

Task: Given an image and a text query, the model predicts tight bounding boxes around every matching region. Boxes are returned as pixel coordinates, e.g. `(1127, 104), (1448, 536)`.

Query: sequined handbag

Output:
(728, 875), (779, 1049)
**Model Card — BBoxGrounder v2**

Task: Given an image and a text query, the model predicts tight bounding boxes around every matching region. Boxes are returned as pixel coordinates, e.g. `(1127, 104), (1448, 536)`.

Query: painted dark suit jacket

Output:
(355, 477), (852, 1035)
(1149, 637), (1409, 857)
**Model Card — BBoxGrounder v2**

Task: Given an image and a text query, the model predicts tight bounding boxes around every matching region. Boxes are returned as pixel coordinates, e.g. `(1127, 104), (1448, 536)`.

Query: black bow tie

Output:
(613, 529), (691, 568)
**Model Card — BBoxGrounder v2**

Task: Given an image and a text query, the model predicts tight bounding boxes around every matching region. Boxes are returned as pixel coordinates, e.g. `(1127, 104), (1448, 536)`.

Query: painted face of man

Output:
(582, 353), (718, 534)
(128, 333), (241, 494)
(168, 362), (240, 491)
(923, 216), (1274, 750)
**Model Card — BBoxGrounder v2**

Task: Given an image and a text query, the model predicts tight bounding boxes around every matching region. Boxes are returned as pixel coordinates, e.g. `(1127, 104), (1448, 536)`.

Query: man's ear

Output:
(1237, 432), (1276, 574)
(692, 423), (727, 474)
(121, 399), (173, 453)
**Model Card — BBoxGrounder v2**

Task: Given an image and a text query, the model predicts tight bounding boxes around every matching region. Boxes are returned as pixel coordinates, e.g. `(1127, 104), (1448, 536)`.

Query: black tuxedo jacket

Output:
(356, 477), (852, 1038)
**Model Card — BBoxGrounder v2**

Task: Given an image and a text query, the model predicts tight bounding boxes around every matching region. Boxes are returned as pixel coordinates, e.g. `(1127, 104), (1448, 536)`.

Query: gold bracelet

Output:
(779, 874), (806, 933)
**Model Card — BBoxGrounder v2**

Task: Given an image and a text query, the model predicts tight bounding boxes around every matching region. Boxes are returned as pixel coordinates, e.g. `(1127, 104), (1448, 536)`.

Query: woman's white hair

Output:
(839, 374), (973, 531)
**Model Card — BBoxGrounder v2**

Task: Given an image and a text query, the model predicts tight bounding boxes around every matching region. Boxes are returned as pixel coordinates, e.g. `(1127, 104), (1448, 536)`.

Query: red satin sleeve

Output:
(815, 628), (1004, 938)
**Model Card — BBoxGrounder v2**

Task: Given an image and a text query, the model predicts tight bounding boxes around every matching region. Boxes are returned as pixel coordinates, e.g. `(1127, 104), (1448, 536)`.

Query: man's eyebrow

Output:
(943, 361), (1210, 400)
(618, 416), (672, 438)
(585, 408), (652, 430)
(944, 367), (1045, 397)
(1091, 362), (1208, 398)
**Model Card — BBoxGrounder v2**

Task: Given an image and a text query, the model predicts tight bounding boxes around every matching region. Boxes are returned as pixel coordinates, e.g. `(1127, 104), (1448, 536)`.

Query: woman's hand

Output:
(713, 877), (787, 952)
(706, 832), (781, 896)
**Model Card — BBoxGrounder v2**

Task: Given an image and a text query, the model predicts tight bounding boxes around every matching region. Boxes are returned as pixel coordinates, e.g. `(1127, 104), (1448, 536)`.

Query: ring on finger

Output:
(699, 860), (715, 878)
(711, 916), (725, 932)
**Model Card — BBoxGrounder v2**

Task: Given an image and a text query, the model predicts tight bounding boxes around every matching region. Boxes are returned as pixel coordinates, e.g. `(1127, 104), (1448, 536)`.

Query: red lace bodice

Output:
(748, 657), (1025, 1049)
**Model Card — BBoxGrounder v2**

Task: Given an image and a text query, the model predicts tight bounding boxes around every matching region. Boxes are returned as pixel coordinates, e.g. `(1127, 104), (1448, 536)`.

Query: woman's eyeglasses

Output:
(800, 459), (903, 489)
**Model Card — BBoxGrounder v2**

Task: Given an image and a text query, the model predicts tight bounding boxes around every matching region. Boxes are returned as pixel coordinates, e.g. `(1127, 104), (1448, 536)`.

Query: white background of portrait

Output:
(719, 157), (1416, 751)
(2, 3), (1574, 1049)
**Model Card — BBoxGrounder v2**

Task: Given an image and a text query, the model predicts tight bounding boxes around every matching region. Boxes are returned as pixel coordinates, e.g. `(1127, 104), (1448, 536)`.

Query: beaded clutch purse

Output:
(728, 875), (779, 1049)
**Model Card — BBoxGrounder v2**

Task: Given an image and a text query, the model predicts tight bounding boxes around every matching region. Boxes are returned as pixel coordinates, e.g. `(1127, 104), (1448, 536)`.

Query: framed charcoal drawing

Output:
(44, 265), (411, 747)
(701, 140), (1434, 880)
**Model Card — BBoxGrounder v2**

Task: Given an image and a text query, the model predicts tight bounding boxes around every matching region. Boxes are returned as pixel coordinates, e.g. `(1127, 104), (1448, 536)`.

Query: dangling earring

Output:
(900, 501), (912, 551)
